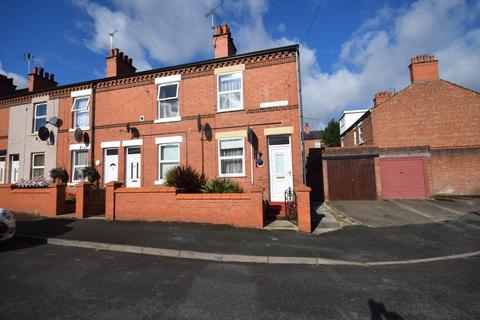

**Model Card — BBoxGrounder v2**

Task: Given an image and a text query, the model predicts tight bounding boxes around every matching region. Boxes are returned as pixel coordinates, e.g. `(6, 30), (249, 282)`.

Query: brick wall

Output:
(371, 80), (480, 148)
(431, 147), (480, 195)
(106, 184), (265, 229)
(0, 183), (66, 217)
(342, 113), (373, 147)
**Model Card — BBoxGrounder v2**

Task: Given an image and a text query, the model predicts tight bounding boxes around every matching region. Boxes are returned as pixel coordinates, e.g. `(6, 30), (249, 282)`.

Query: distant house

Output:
(323, 54), (479, 200)
(303, 122), (323, 157)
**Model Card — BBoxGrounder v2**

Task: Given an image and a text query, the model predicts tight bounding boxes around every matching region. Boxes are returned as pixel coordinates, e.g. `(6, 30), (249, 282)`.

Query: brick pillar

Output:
(250, 186), (264, 228)
(106, 181), (122, 220)
(53, 183), (67, 215)
(296, 184), (312, 233)
(374, 157), (382, 199)
(75, 182), (91, 219)
(322, 160), (329, 200)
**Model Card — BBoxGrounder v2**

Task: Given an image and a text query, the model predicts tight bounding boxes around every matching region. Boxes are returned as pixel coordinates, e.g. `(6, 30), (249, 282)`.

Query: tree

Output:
(322, 119), (341, 147)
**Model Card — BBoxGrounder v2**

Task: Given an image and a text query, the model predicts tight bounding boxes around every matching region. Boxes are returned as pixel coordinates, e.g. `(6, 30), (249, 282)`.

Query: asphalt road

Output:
(1, 238), (479, 320)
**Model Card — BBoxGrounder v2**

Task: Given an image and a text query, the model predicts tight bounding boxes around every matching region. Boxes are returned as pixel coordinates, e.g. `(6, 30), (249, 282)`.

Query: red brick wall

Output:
(0, 107), (9, 151)
(431, 148), (480, 195)
(0, 183), (66, 217)
(371, 80), (480, 148)
(110, 186), (264, 229)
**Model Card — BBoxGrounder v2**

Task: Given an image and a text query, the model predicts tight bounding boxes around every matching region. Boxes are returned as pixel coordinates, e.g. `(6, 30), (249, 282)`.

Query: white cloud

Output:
(0, 61), (28, 89)
(74, 0), (479, 129)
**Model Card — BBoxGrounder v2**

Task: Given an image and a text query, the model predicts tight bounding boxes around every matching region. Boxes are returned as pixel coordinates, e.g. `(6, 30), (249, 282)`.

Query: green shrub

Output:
(82, 166), (100, 183)
(164, 166), (206, 193)
(204, 177), (243, 193)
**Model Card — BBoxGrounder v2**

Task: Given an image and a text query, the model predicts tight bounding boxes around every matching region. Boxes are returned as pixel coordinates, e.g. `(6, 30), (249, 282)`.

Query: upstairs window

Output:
(217, 72), (243, 112)
(71, 97), (90, 128)
(357, 122), (364, 144)
(157, 83), (179, 120)
(218, 138), (244, 176)
(31, 153), (45, 178)
(33, 103), (47, 133)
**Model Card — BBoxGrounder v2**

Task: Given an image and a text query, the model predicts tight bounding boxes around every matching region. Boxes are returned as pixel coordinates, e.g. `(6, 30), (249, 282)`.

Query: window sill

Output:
(216, 107), (244, 114)
(154, 117), (181, 124)
(218, 174), (246, 178)
(67, 182), (78, 186)
(154, 180), (165, 185)
(69, 127), (90, 132)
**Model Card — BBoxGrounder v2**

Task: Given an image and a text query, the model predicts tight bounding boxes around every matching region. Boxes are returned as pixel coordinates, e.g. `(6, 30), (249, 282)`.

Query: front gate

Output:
(284, 187), (298, 224)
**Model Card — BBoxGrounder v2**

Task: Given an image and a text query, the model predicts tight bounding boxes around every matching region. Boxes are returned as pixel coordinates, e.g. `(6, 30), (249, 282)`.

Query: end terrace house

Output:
(0, 25), (305, 207)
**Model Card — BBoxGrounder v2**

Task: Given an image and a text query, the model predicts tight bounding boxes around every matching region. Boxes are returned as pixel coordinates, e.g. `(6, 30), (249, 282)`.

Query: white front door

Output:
(268, 136), (293, 202)
(0, 156), (5, 184)
(104, 148), (118, 185)
(125, 147), (141, 188)
(10, 155), (19, 184)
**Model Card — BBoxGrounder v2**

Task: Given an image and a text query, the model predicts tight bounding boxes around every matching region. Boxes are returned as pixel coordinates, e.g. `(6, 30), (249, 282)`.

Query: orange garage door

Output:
(380, 157), (427, 199)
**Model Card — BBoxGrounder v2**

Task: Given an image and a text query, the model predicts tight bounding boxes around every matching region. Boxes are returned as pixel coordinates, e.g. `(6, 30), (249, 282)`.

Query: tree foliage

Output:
(322, 119), (341, 147)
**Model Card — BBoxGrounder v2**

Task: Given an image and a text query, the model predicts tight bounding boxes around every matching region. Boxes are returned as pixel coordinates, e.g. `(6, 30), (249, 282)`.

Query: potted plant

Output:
(82, 166), (100, 184)
(49, 167), (69, 183)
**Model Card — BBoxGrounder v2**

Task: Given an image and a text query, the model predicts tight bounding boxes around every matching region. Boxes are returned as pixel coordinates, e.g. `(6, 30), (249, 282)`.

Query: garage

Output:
(380, 157), (427, 199)
(327, 156), (377, 200)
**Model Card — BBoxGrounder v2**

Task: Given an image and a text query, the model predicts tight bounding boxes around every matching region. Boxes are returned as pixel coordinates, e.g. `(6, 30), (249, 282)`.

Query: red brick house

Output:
(324, 54), (480, 199)
(0, 25), (311, 229)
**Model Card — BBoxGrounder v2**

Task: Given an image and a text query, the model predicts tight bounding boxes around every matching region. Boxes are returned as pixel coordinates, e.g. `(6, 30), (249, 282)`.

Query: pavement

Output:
(325, 197), (480, 227)
(12, 202), (480, 263)
(1, 238), (479, 319)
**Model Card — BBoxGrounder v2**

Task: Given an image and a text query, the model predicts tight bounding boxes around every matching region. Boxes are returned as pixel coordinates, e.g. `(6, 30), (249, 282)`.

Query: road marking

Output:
(15, 234), (480, 267)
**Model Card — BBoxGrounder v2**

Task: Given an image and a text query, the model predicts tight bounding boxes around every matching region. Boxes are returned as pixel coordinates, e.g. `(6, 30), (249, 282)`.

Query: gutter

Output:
(295, 50), (306, 184)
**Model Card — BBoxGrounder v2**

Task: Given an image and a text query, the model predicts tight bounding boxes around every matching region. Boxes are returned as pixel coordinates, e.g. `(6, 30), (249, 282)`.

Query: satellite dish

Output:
(38, 126), (50, 141)
(47, 116), (59, 126)
(203, 123), (212, 141)
(130, 127), (140, 138)
(74, 128), (83, 142)
(197, 114), (202, 132)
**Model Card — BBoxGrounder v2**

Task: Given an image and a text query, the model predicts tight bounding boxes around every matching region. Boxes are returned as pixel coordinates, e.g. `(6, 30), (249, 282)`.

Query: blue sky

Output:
(1, 0), (479, 128)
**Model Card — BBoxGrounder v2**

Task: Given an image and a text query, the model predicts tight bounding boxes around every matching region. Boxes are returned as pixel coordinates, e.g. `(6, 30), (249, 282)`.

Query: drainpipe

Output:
(295, 49), (306, 184)
(90, 83), (96, 168)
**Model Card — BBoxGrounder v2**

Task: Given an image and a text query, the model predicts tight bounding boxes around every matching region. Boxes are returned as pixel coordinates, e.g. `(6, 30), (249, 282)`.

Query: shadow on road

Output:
(368, 299), (404, 320)
(0, 217), (75, 253)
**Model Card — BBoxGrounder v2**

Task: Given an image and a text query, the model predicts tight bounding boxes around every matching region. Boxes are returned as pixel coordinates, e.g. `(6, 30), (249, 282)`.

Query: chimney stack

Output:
(213, 24), (237, 59)
(373, 91), (393, 107)
(106, 48), (137, 77)
(304, 122), (310, 134)
(408, 54), (439, 83)
(0, 74), (17, 97)
(28, 67), (58, 92)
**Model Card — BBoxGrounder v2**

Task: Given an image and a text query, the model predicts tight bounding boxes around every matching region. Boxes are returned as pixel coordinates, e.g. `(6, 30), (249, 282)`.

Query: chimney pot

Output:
(429, 55), (434, 61)
(32, 67), (38, 75)
(45, 72), (49, 79)
(39, 67), (44, 77)
(114, 48), (120, 56)
(216, 25), (222, 35)
(416, 55), (421, 62)
(213, 23), (237, 58)
(128, 58), (133, 65)
(50, 74), (55, 81)
(409, 53), (439, 83)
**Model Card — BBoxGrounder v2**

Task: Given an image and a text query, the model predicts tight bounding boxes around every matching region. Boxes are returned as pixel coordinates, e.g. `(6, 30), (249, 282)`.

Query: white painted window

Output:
(157, 83), (179, 120)
(217, 72), (243, 112)
(33, 102), (47, 133)
(72, 150), (88, 182)
(218, 138), (244, 177)
(158, 143), (179, 181)
(353, 130), (357, 145)
(0, 155), (5, 184)
(357, 122), (364, 144)
(31, 153), (45, 178)
(341, 137), (344, 147)
(71, 97), (90, 128)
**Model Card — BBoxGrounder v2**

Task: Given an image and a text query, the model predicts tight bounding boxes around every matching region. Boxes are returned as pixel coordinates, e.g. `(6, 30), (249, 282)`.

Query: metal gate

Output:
(327, 157), (377, 200)
(284, 187), (297, 224)
(380, 157), (427, 199)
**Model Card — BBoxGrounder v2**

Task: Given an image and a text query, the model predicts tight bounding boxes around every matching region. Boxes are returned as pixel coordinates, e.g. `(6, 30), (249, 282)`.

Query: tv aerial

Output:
(109, 29), (118, 50)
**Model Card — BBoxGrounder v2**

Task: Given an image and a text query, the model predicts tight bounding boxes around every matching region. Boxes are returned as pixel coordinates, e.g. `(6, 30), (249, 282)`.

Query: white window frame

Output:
(0, 155), (5, 184)
(71, 96), (90, 129)
(33, 102), (47, 133)
(72, 150), (88, 183)
(218, 137), (245, 177)
(357, 122), (364, 144)
(156, 82), (180, 122)
(341, 137), (344, 147)
(217, 71), (244, 112)
(157, 143), (180, 184)
(353, 130), (357, 145)
(31, 153), (45, 178)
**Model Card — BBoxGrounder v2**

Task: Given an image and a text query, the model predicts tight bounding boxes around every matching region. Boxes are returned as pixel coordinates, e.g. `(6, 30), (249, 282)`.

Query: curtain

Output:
(220, 139), (243, 174)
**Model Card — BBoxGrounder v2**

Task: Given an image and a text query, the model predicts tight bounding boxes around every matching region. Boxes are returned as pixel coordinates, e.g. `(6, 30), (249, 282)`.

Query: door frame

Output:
(125, 146), (141, 188)
(103, 148), (119, 186)
(267, 135), (293, 202)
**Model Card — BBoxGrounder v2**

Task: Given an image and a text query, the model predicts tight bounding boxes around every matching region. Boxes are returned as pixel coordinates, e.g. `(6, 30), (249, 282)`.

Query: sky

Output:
(0, 0), (479, 129)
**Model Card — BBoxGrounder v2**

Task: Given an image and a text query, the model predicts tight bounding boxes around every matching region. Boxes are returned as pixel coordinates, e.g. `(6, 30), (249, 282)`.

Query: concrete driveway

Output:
(326, 197), (480, 227)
